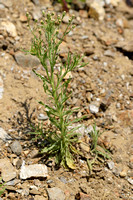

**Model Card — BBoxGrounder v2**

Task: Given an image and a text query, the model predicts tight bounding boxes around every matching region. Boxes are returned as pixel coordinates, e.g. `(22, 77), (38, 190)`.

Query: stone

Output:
(38, 114), (48, 120)
(59, 41), (69, 54)
(107, 161), (115, 170)
(110, 0), (121, 7)
(6, 179), (20, 186)
(127, 178), (133, 185)
(32, 8), (42, 20)
(80, 142), (90, 153)
(116, 40), (133, 53)
(14, 52), (40, 68)
(0, 158), (16, 182)
(62, 68), (73, 79)
(119, 169), (127, 178)
(10, 141), (22, 155)
(31, 0), (40, 5)
(0, 127), (12, 142)
(0, 76), (4, 99)
(0, 4), (5, 9)
(19, 15), (27, 23)
(30, 188), (41, 195)
(79, 10), (88, 18)
(0, 0), (12, 7)
(88, 1), (105, 21)
(59, 176), (67, 184)
(34, 195), (47, 200)
(80, 192), (91, 200)
(1, 21), (17, 37)
(89, 104), (99, 114)
(62, 14), (70, 24)
(47, 187), (65, 200)
(29, 149), (39, 158)
(20, 163), (48, 179)
(104, 50), (115, 58)
(117, 110), (133, 126)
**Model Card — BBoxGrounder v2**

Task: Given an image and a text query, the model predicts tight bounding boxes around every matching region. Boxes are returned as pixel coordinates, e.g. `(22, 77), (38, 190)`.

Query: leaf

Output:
(66, 156), (76, 169)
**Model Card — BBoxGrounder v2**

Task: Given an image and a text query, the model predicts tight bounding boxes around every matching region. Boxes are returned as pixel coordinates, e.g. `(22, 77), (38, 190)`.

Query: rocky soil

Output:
(0, 0), (133, 199)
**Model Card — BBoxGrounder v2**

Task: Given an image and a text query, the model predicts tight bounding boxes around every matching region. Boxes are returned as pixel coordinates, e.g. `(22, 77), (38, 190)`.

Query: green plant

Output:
(87, 124), (110, 174)
(26, 11), (87, 169)
(0, 178), (5, 196)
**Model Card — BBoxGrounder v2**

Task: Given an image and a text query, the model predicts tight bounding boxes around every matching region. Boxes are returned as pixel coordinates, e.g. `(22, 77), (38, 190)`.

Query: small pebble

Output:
(107, 161), (115, 170)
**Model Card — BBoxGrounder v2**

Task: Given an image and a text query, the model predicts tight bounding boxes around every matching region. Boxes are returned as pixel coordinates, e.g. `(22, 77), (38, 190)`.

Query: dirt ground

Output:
(0, 0), (133, 199)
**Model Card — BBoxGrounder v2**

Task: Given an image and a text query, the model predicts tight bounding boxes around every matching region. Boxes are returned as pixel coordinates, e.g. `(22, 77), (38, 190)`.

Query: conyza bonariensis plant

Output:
(26, 11), (87, 169)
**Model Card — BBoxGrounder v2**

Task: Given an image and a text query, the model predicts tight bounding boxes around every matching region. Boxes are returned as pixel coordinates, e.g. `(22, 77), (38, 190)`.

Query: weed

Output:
(87, 124), (110, 174)
(26, 11), (87, 169)
(0, 178), (5, 197)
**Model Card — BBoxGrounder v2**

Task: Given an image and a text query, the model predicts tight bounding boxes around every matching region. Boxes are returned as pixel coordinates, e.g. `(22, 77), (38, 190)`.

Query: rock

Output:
(119, 169), (127, 178)
(116, 40), (133, 53)
(32, 8), (42, 20)
(80, 142), (90, 153)
(117, 110), (133, 126)
(59, 41), (69, 54)
(89, 104), (99, 114)
(10, 141), (22, 155)
(14, 52), (40, 68)
(0, 76), (4, 99)
(0, 158), (16, 182)
(0, 127), (12, 142)
(127, 178), (133, 185)
(20, 163), (48, 179)
(30, 188), (41, 195)
(80, 192), (91, 200)
(38, 114), (48, 120)
(62, 68), (73, 79)
(34, 195), (47, 200)
(16, 159), (23, 169)
(79, 10), (88, 18)
(29, 149), (39, 158)
(107, 161), (115, 170)
(104, 50), (115, 58)
(6, 179), (20, 186)
(17, 188), (29, 196)
(19, 15), (27, 23)
(1, 21), (17, 37)
(31, 0), (40, 5)
(110, 0), (121, 7)
(47, 187), (65, 200)
(59, 176), (67, 184)
(0, 0), (12, 7)
(62, 14), (70, 24)
(88, 1), (105, 21)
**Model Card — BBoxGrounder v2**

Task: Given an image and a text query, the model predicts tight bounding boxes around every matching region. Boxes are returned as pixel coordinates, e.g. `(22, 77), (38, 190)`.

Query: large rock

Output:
(20, 163), (48, 179)
(0, 158), (16, 182)
(14, 52), (40, 68)
(47, 187), (66, 200)
(1, 21), (17, 37)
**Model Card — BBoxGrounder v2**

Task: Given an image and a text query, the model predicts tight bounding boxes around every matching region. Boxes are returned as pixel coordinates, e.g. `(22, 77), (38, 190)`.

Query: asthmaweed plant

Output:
(0, 177), (5, 196)
(26, 11), (87, 169)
